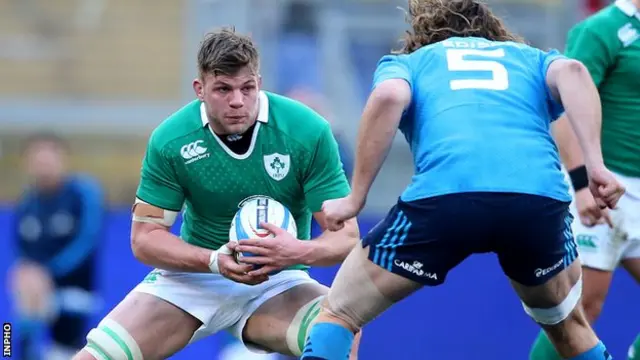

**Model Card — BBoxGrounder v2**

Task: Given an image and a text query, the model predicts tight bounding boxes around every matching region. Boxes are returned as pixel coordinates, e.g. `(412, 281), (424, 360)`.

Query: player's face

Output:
(194, 66), (261, 135)
(24, 142), (66, 189)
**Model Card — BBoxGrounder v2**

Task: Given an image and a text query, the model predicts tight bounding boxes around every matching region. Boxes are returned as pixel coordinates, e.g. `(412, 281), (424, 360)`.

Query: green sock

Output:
(628, 333), (640, 360)
(530, 330), (563, 360)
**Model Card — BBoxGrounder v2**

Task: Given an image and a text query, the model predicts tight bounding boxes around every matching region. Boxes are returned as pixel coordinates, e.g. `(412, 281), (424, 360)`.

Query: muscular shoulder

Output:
(264, 91), (332, 152)
(570, 5), (626, 37)
(148, 100), (204, 153)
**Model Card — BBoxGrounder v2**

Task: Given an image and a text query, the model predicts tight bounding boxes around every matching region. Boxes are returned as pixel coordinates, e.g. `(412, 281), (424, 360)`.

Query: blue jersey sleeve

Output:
(539, 49), (566, 120)
(372, 55), (413, 90)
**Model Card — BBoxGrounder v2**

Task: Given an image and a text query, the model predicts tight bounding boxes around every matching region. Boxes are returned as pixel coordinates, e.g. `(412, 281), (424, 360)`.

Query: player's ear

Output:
(193, 78), (204, 101)
(257, 75), (263, 89)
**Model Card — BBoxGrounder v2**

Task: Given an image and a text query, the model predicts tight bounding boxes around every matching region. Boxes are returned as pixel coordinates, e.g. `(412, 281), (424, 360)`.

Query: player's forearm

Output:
(551, 114), (586, 169)
(556, 61), (604, 167)
(351, 92), (405, 202)
(131, 228), (212, 272)
(298, 218), (360, 267)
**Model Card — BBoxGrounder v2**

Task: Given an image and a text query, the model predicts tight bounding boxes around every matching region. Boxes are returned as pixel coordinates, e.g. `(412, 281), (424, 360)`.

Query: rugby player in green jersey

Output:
(72, 28), (362, 360)
(531, 1), (640, 359)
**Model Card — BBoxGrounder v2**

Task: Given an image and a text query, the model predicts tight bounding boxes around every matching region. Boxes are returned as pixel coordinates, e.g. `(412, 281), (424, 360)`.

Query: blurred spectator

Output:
(8, 132), (105, 360)
(277, 0), (323, 94)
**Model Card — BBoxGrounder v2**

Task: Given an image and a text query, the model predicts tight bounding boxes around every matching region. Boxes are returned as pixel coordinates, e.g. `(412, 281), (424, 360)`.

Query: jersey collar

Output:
(200, 90), (270, 127)
(615, 0), (640, 18)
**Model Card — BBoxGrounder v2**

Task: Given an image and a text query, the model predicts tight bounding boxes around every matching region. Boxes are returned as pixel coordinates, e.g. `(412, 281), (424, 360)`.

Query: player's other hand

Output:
(235, 223), (307, 276)
(217, 242), (269, 286)
(587, 165), (625, 210)
(574, 188), (613, 228)
(321, 195), (364, 231)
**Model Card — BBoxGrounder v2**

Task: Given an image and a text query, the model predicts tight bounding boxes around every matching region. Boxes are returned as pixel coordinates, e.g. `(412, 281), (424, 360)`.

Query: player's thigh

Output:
(510, 260), (582, 310)
(579, 266), (614, 321)
(619, 192), (640, 283)
(243, 281), (328, 355)
(622, 256), (640, 284)
(99, 291), (201, 359)
(328, 243), (423, 317)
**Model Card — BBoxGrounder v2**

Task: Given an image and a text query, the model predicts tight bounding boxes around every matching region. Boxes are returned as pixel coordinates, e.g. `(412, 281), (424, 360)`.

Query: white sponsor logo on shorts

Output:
(181, 140), (210, 164)
(394, 260), (438, 280)
(534, 258), (564, 278)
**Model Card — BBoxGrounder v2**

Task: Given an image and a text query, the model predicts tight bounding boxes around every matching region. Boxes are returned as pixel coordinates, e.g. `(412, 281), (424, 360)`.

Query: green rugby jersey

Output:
(136, 91), (350, 269)
(565, 0), (640, 177)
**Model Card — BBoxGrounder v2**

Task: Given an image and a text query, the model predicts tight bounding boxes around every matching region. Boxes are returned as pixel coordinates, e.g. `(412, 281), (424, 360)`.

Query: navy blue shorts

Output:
(362, 193), (577, 286)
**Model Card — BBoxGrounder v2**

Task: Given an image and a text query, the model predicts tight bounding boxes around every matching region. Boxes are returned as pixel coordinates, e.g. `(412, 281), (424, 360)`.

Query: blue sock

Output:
(301, 322), (354, 360)
(570, 341), (612, 360)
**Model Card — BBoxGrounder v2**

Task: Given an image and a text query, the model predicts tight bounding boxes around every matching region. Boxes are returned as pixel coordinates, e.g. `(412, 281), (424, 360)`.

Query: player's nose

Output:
(228, 90), (244, 108)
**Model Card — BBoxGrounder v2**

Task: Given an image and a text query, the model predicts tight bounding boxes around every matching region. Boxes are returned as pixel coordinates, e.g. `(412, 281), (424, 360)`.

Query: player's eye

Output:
(242, 85), (255, 92)
(216, 87), (230, 93)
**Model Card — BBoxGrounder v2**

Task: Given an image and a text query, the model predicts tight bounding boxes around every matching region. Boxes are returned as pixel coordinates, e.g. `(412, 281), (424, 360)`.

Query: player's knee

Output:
(580, 293), (604, 323)
(522, 275), (583, 325)
(83, 318), (143, 360)
(322, 249), (396, 332)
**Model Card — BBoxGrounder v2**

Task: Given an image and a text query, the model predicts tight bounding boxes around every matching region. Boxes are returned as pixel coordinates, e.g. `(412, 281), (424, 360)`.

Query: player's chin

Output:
(222, 120), (249, 134)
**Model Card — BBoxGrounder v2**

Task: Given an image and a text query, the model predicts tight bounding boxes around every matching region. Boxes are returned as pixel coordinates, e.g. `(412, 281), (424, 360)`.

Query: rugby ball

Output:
(229, 196), (297, 266)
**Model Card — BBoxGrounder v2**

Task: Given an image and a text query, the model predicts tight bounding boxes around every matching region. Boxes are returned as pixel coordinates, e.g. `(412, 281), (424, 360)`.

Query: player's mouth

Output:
(225, 115), (247, 123)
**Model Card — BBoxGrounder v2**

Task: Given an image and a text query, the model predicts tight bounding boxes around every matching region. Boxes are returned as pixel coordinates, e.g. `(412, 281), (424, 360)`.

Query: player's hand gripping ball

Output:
(229, 196), (297, 275)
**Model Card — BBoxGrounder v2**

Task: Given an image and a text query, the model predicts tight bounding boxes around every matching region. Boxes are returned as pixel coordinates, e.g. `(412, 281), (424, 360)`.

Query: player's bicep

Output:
(369, 79), (412, 113)
(303, 125), (351, 212)
(545, 58), (568, 102)
(131, 198), (179, 228)
(545, 58), (590, 102)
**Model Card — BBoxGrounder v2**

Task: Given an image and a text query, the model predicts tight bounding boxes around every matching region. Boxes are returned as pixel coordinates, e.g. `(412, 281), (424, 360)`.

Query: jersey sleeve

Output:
(136, 132), (185, 211)
(372, 55), (413, 90)
(564, 21), (618, 87)
(538, 49), (567, 120)
(303, 123), (351, 213)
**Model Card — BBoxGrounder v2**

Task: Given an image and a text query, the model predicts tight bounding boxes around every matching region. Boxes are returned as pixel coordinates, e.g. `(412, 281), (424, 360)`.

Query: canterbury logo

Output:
(180, 140), (209, 164)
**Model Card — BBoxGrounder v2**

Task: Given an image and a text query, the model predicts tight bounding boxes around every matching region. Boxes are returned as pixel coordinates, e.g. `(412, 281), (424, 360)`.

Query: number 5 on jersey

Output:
(446, 48), (509, 91)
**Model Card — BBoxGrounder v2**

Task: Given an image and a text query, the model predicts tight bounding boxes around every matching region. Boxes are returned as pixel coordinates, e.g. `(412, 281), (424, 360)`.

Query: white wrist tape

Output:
(208, 244), (233, 274)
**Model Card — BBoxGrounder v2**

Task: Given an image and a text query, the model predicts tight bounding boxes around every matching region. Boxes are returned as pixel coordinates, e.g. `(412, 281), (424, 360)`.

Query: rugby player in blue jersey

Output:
(300, 1), (625, 359)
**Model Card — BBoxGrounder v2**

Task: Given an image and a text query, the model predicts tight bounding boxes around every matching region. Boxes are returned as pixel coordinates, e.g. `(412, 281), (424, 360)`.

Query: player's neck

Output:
(632, 0), (640, 9)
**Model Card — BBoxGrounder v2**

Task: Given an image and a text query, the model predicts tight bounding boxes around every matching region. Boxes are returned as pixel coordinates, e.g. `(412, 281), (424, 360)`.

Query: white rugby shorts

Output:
(569, 171), (640, 271)
(132, 269), (318, 352)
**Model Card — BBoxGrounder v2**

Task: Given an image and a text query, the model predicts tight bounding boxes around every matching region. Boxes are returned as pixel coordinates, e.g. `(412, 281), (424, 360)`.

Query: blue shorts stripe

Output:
(380, 214), (409, 270)
(372, 211), (403, 266)
(386, 219), (412, 271)
(562, 214), (576, 266)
